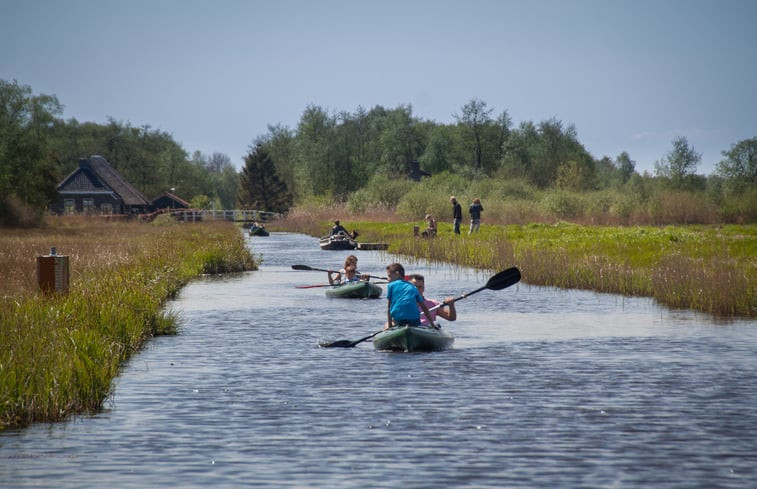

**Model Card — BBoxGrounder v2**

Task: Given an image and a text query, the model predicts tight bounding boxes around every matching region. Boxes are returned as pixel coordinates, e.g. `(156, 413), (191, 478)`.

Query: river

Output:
(2, 232), (756, 488)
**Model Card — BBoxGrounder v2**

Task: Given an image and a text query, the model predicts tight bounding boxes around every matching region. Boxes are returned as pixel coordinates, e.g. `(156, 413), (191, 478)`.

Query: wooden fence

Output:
(168, 209), (279, 224)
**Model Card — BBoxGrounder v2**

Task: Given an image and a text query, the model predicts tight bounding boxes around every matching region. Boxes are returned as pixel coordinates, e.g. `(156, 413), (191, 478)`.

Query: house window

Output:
(64, 199), (75, 214)
(100, 203), (113, 214)
(83, 198), (94, 214)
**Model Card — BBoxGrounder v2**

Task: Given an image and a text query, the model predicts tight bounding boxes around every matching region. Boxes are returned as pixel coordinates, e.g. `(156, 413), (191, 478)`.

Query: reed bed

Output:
(1, 216), (255, 429)
(273, 213), (756, 318)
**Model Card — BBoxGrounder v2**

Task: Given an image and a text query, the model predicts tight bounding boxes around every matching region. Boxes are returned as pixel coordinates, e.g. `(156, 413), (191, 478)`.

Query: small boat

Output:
(372, 325), (454, 352)
(325, 281), (382, 299)
(248, 226), (269, 236)
(319, 233), (357, 250)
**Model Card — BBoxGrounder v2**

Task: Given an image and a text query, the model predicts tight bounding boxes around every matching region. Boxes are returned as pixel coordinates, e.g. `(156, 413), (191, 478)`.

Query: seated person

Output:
(421, 214), (437, 237)
(409, 274), (456, 326)
(330, 220), (349, 236)
(328, 265), (366, 285)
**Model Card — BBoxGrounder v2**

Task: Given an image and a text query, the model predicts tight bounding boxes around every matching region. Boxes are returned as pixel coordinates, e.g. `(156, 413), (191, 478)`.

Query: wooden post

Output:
(37, 248), (69, 294)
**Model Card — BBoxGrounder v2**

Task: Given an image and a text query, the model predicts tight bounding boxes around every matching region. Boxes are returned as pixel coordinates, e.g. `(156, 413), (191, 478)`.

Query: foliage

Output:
(347, 170), (414, 214)
(715, 137), (757, 195)
(237, 145), (292, 212)
(654, 136), (702, 190)
(277, 215), (756, 318)
(4, 78), (756, 226)
(0, 79), (63, 226)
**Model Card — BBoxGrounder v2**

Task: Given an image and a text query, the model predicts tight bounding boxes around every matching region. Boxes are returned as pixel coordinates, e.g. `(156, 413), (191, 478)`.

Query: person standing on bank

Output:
(450, 196), (462, 235)
(469, 198), (484, 234)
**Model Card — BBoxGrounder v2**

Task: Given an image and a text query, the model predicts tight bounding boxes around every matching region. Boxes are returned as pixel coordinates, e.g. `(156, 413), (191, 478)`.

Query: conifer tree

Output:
(236, 144), (292, 212)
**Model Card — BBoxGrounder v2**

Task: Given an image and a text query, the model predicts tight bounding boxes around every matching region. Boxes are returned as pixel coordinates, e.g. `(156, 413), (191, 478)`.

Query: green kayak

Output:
(325, 281), (383, 299)
(372, 325), (454, 352)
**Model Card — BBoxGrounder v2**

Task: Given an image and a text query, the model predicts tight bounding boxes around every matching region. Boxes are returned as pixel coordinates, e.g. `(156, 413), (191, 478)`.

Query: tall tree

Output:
(655, 136), (701, 189)
(237, 144), (291, 212)
(0, 79), (62, 225)
(716, 137), (757, 194)
(495, 109), (513, 162)
(294, 105), (336, 197)
(454, 98), (494, 171)
(378, 104), (422, 177)
(419, 125), (454, 174)
(615, 151), (636, 183)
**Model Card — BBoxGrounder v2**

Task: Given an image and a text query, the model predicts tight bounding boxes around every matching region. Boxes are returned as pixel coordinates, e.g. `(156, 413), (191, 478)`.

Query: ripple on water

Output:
(2, 232), (756, 489)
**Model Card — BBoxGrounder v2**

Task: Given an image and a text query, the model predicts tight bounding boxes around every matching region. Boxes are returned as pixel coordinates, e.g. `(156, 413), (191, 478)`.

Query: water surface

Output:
(2, 232), (756, 488)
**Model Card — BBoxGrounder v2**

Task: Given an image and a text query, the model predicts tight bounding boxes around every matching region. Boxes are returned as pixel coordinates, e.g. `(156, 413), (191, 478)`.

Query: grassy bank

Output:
(0, 216), (256, 430)
(273, 208), (756, 318)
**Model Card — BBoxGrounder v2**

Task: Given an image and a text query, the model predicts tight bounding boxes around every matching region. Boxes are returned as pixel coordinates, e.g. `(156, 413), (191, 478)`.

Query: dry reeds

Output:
(1, 216), (256, 429)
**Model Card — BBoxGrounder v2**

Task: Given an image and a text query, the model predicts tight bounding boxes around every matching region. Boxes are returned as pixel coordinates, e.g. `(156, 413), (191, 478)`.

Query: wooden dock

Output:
(357, 243), (389, 250)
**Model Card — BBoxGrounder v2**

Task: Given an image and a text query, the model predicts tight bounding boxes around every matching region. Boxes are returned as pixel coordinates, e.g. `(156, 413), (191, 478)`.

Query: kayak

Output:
(319, 234), (357, 250)
(248, 226), (269, 236)
(325, 281), (382, 299)
(372, 325), (454, 352)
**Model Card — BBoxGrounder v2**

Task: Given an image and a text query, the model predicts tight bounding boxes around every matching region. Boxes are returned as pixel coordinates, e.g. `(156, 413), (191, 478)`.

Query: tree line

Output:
(246, 99), (755, 222)
(1, 79), (238, 226)
(2, 78), (755, 226)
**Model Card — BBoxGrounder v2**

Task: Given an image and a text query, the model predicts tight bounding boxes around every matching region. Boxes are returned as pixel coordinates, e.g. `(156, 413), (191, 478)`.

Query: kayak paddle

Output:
(429, 266), (521, 312)
(319, 266), (521, 348)
(292, 264), (388, 281)
(318, 330), (383, 348)
(296, 281), (388, 289)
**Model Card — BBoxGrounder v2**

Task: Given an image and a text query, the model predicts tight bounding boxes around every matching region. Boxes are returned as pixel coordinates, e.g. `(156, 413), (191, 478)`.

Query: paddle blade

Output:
(319, 339), (357, 348)
(291, 264), (312, 271)
(485, 267), (521, 290)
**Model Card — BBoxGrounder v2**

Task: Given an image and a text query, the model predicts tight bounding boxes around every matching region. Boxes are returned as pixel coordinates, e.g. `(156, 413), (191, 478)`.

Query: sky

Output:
(2, 0), (756, 175)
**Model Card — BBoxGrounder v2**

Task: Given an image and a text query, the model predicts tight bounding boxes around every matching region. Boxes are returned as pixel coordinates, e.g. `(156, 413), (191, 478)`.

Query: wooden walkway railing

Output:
(168, 209), (279, 224)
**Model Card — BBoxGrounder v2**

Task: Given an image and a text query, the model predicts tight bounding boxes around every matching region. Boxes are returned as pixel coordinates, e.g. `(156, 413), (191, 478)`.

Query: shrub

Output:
(540, 190), (585, 218)
(648, 191), (717, 224)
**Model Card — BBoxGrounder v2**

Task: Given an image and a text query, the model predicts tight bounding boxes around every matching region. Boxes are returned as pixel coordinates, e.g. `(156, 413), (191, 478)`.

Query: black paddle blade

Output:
(319, 339), (354, 348)
(485, 267), (521, 290)
(292, 264), (313, 271)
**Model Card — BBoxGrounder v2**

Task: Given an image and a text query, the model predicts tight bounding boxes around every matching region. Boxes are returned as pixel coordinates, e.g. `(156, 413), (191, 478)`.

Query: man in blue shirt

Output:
(385, 263), (437, 328)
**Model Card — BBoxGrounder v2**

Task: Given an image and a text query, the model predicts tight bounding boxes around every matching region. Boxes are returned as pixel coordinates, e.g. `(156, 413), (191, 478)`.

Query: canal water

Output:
(2, 232), (756, 488)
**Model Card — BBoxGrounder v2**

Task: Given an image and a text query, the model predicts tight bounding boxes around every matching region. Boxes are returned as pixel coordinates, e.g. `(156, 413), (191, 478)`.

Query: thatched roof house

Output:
(53, 156), (151, 215)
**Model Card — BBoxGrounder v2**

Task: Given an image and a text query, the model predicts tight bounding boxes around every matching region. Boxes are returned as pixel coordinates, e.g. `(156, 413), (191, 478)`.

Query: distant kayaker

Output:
(408, 274), (456, 326)
(385, 263), (437, 329)
(329, 220), (349, 236)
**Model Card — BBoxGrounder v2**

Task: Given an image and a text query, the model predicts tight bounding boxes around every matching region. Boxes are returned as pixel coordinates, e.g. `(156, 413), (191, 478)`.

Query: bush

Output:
(347, 172), (414, 213)
(648, 191), (717, 224)
(540, 190), (585, 218)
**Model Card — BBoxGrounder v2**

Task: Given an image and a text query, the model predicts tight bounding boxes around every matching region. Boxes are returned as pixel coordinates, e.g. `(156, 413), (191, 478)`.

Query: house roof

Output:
(152, 191), (191, 208)
(57, 156), (150, 206)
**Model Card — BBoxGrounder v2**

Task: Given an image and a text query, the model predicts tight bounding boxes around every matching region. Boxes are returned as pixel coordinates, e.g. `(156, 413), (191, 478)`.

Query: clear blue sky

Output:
(2, 0), (756, 174)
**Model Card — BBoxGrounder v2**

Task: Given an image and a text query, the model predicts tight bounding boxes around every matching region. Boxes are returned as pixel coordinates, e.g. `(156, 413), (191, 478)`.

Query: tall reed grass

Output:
(272, 212), (756, 318)
(1, 216), (255, 429)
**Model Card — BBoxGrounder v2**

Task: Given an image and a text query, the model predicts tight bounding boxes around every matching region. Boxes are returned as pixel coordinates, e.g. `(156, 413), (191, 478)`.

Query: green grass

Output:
(274, 215), (756, 318)
(0, 218), (256, 429)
